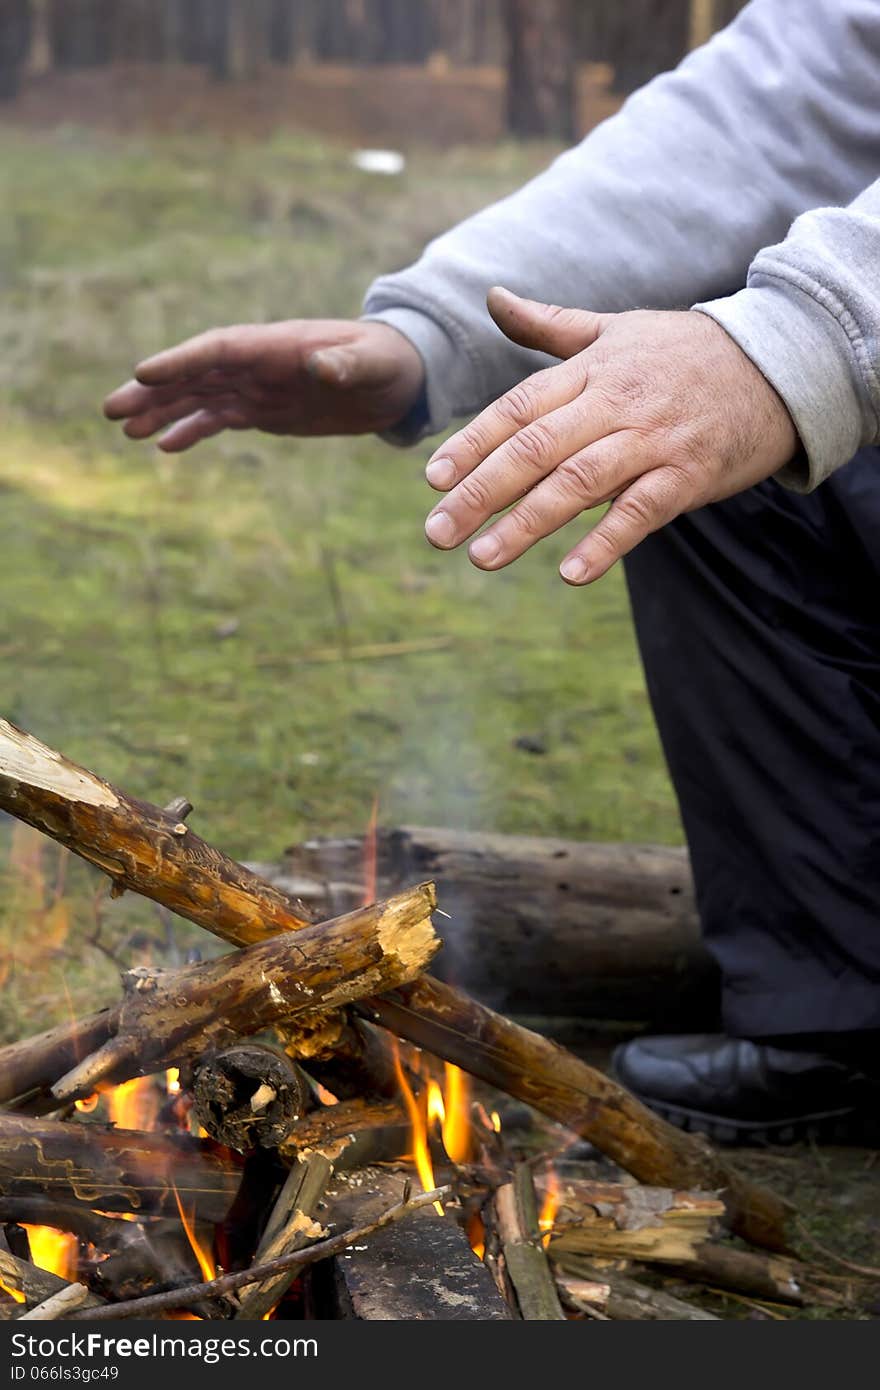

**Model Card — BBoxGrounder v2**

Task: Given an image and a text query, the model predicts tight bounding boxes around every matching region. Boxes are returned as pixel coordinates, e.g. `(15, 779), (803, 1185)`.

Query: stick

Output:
(554, 1259), (719, 1321)
(494, 1165), (565, 1320)
(18, 1283), (91, 1320)
(0, 1246), (103, 1312)
(67, 1185), (451, 1321)
(234, 1152), (333, 1320)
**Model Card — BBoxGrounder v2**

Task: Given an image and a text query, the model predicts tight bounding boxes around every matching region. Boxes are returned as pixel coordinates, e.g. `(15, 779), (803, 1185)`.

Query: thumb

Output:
(487, 286), (605, 359)
(306, 337), (401, 391)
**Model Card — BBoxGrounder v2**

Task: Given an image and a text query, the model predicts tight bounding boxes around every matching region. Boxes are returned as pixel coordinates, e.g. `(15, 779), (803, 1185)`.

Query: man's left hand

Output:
(423, 289), (798, 585)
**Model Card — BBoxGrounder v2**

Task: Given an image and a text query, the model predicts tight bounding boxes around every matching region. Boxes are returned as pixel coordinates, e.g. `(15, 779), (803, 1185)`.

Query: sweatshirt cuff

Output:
(693, 279), (868, 492)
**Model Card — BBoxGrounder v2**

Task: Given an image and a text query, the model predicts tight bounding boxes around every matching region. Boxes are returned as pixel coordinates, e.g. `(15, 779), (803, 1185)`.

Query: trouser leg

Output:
(623, 449), (880, 1037)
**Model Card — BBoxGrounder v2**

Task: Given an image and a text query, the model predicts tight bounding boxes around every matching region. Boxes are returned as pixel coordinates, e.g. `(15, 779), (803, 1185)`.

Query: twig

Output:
(494, 1164), (566, 1320)
(68, 1184), (451, 1321)
(795, 1218), (880, 1279)
(19, 1283), (91, 1320)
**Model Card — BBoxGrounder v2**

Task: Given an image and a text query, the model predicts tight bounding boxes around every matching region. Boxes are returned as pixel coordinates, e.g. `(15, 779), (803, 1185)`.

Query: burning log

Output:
(555, 1261), (719, 1321)
(270, 826), (715, 1025)
(0, 719), (789, 1254)
(47, 885), (440, 1102)
(365, 980), (792, 1252)
(493, 1165), (565, 1320)
(0, 1242), (104, 1313)
(537, 1175), (725, 1263)
(0, 1114), (242, 1224)
(280, 1097), (408, 1169)
(190, 1045), (311, 1153)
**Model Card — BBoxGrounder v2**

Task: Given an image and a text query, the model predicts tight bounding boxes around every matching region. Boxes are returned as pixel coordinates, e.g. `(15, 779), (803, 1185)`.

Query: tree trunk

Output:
(504, 0), (576, 140)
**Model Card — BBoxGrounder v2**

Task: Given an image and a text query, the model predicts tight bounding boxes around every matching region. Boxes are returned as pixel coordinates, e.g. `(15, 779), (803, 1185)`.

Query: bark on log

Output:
(279, 1097), (407, 1167)
(537, 1175), (725, 1263)
(363, 980), (792, 1252)
(0, 1243), (104, 1312)
(0, 1114), (242, 1223)
(267, 826), (717, 1026)
(45, 886), (439, 1102)
(493, 1165), (566, 1320)
(0, 716), (312, 947)
(655, 1242), (865, 1311)
(234, 1152), (331, 1320)
(555, 1261), (718, 1321)
(0, 721), (787, 1252)
(191, 1045), (311, 1153)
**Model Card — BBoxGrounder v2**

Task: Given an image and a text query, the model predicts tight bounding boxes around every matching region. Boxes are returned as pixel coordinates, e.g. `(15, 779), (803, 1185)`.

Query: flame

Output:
(466, 1211), (486, 1262)
(166, 1068), (181, 1095)
(538, 1169), (559, 1247)
(172, 1187), (216, 1283)
(314, 1083), (339, 1107)
(22, 1226), (78, 1282)
(105, 1076), (159, 1132)
(360, 794), (379, 905)
(0, 1273), (26, 1305)
(441, 1063), (471, 1163)
(426, 1080), (446, 1127)
(491, 1110), (502, 1133)
(391, 1043), (442, 1214)
(74, 1093), (99, 1113)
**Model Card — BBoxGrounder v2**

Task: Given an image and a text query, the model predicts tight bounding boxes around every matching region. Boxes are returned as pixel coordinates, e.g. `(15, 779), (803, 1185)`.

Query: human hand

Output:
(424, 289), (798, 584)
(104, 319), (425, 450)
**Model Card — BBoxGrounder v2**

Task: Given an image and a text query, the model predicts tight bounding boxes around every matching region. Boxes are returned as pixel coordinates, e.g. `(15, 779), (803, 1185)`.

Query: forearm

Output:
(364, 0), (880, 441)
(696, 178), (880, 490)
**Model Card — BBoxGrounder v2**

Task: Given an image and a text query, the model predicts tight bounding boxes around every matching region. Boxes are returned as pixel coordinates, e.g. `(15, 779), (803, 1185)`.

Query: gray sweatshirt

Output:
(363, 0), (880, 491)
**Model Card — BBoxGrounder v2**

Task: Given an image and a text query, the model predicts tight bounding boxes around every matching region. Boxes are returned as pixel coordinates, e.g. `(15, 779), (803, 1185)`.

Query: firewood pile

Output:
(0, 718), (869, 1321)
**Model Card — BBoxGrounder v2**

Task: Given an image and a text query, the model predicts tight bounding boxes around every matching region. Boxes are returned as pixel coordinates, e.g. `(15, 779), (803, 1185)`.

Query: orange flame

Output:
(361, 795), (379, 906)
(314, 1083), (339, 1107)
(172, 1187), (216, 1283)
(538, 1169), (559, 1247)
(0, 1273), (26, 1305)
(391, 1043), (442, 1214)
(441, 1063), (471, 1163)
(22, 1226), (78, 1282)
(426, 1079), (446, 1128)
(74, 1093), (99, 1113)
(166, 1068), (181, 1095)
(105, 1076), (159, 1132)
(466, 1211), (486, 1262)
(490, 1110), (502, 1133)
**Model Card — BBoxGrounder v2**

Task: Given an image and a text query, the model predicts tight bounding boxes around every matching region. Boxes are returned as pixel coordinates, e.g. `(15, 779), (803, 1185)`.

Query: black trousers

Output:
(624, 448), (880, 1038)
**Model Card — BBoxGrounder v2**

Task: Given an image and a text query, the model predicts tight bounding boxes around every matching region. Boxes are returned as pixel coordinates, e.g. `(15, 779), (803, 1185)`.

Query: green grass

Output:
(0, 125), (681, 1037)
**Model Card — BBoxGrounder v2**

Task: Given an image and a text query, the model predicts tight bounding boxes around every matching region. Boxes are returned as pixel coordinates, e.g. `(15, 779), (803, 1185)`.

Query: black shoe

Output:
(611, 1033), (880, 1146)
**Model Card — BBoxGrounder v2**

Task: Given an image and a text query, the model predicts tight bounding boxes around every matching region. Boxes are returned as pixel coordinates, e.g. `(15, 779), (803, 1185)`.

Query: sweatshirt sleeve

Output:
(694, 180), (880, 490)
(362, 0), (880, 445)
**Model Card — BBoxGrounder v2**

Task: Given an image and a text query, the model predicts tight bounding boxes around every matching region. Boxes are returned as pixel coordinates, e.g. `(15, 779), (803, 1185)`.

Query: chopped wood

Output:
(537, 1175), (725, 1263)
(493, 1165), (565, 1320)
(68, 1185), (452, 1321)
(280, 1097), (408, 1169)
(0, 1114), (242, 1224)
(48, 884), (439, 1101)
(555, 1262), (719, 1321)
(234, 1152), (333, 1320)
(191, 1044), (311, 1152)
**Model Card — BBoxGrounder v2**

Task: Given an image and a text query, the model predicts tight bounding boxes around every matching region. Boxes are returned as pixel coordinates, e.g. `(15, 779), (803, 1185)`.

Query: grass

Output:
(0, 123), (680, 1036)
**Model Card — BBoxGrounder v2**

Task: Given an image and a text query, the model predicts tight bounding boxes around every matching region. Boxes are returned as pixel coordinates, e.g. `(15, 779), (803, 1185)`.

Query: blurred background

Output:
(0, 1), (745, 1038)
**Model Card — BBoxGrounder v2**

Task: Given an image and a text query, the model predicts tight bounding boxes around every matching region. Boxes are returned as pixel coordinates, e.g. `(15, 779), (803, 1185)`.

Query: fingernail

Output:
(469, 534), (501, 566)
(425, 510), (456, 547)
(425, 457), (456, 489)
(560, 556), (588, 584)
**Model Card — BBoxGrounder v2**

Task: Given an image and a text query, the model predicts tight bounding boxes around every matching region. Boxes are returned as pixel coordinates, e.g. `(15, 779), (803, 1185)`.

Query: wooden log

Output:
(493, 1165), (565, 1320)
(555, 1261), (719, 1321)
(48, 885), (440, 1101)
(0, 717), (312, 947)
(279, 1097), (408, 1168)
(0, 1114), (242, 1223)
(234, 1152), (332, 1320)
(362, 979), (792, 1252)
(537, 1175), (725, 1263)
(19, 1283), (91, 1320)
(0, 722), (787, 1252)
(264, 825), (717, 1025)
(0, 1242), (104, 1312)
(190, 1045), (310, 1153)
(654, 1242), (865, 1311)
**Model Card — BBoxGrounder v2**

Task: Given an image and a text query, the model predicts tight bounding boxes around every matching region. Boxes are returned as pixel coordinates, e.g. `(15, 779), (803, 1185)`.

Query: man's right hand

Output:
(103, 319), (425, 450)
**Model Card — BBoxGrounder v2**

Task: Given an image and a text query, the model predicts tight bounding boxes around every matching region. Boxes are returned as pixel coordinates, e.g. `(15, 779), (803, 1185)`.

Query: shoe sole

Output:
(629, 1093), (878, 1148)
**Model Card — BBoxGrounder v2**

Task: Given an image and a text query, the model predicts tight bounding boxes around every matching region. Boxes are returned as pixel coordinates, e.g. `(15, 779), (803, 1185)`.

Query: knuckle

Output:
(456, 472), (495, 514)
(496, 381), (539, 429)
(508, 417), (557, 472)
(555, 451), (602, 501)
(510, 499), (546, 540)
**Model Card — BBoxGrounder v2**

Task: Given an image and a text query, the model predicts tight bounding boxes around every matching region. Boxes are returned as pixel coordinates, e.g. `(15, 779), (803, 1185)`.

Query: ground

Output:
(0, 120), (875, 1308)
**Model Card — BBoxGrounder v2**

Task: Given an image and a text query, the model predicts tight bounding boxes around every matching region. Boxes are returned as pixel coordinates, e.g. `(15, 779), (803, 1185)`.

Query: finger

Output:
(135, 326), (262, 386)
(156, 406), (245, 453)
(105, 371), (233, 420)
(425, 391), (620, 551)
(307, 334), (410, 391)
(487, 286), (606, 358)
(559, 465), (691, 586)
(425, 358), (586, 500)
(466, 431), (651, 570)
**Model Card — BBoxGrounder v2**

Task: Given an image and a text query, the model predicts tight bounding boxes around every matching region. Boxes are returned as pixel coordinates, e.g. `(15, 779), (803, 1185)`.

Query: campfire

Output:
(0, 718), (866, 1321)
